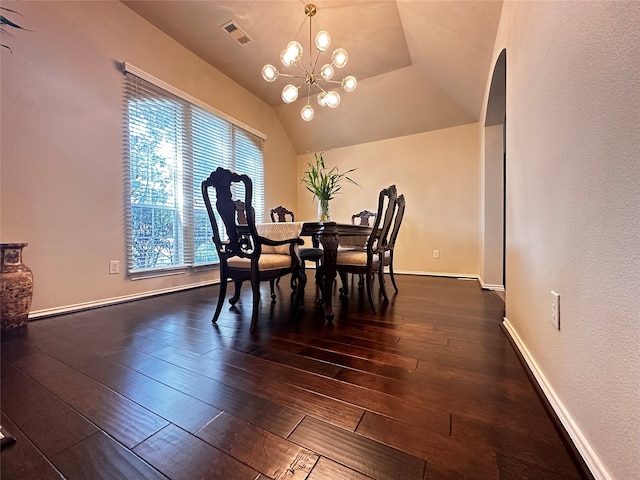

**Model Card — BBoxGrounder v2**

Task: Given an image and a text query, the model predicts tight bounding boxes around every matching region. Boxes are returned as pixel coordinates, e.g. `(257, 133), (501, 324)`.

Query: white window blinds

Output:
(123, 64), (265, 278)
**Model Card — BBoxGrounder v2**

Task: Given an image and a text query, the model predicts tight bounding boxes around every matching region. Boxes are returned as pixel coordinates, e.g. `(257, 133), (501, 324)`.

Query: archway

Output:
(482, 49), (506, 295)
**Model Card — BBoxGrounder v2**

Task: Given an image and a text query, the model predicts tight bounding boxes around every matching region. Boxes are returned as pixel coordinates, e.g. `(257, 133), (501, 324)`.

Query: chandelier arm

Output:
(278, 72), (307, 79)
(311, 50), (322, 75)
(292, 60), (311, 78)
(323, 79), (342, 85)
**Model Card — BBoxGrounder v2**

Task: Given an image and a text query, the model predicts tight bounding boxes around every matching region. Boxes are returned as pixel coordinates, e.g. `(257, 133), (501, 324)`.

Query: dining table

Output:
(296, 221), (372, 320)
(247, 220), (372, 320)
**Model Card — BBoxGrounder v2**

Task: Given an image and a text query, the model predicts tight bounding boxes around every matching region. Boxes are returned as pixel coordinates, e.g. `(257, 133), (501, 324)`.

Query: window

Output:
(124, 65), (265, 278)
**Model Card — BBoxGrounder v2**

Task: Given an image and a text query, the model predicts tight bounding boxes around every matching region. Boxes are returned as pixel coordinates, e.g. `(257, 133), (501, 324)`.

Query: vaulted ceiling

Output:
(122, 1), (503, 154)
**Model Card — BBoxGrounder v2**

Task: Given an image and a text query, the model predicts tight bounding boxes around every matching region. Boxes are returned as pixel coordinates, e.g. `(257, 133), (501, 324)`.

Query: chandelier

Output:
(261, 3), (357, 122)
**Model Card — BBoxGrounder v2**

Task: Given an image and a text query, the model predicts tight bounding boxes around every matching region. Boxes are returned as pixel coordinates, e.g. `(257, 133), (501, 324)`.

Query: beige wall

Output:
(488, 2), (640, 479)
(0, 1), (297, 315)
(296, 124), (480, 277)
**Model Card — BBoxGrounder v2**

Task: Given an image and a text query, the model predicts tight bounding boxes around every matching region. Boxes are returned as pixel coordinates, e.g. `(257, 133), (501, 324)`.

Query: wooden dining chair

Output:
(334, 185), (398, 314)
(202, 168), (305, 332)
(381, 193), (406, 293)
(342, 209), (378, 285)
(234, 200), (249, 225)
(351, 210), (377, 226)
(269, 205), (324, 291)
(270, 205), (295, 222)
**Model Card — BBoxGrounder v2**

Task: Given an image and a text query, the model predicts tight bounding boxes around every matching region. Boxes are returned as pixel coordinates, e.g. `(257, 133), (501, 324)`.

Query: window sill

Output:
(128, 263), (219, 280)
(129, 265), (188, 280)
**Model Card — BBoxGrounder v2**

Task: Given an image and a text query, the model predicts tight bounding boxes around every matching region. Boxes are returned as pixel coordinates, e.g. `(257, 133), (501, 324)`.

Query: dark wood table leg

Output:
(318, 229), (339, 321)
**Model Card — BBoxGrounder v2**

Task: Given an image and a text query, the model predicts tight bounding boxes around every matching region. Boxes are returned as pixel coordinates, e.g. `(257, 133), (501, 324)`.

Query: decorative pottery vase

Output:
(1, 243), (33, 329)
(318, 198), (331, 222)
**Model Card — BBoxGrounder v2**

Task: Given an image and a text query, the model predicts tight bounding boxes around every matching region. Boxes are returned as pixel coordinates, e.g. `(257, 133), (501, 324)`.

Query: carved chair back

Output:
(366, 185), (398, 257)
(270, 205), (295, 222)
(386, 194), (406, 251)
(351, 210), (377, 227)
(234, 200), (249, 225)
(202, 167), (260, 261)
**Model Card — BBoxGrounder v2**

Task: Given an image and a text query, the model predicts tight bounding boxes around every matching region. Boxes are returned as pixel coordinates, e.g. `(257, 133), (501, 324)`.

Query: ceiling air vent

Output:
(220, 21), (253, 46)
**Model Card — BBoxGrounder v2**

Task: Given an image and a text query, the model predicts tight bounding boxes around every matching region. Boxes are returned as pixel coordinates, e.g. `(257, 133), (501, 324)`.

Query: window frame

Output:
(123, 63), (266, 280)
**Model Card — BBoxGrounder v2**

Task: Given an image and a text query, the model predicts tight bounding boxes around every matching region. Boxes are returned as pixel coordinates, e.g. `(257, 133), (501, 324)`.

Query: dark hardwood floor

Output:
(1, 274), (587, 479)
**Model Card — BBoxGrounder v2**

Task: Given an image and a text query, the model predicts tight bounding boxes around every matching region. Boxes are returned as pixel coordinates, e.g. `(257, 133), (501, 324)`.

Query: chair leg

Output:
(212, 279), (228, 323)
(310, 259), (322, 295)
(388, 254), (398, 293)
(338, 270), (349, 296)
(250, 277), (260, 332)
(378, 261), (389, 303)
(315, 264), (325, 305)
(365, 269), (377, 314)
(358, 274), (364, 288)
(269, 279), (276, 302)
(294, 265), (307, 311)
(229, 280), (242, 305)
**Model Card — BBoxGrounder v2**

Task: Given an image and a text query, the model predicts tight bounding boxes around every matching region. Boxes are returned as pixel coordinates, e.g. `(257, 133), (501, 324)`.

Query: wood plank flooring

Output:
(1, 275), (587, 479)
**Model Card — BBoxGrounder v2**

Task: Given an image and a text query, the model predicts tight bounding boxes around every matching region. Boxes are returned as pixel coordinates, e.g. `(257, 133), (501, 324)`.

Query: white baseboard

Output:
(478, 276), (505, 291)
(502, 318), (610, 480)
(393, 269), (477, 280)
(28, 280), (219, 319)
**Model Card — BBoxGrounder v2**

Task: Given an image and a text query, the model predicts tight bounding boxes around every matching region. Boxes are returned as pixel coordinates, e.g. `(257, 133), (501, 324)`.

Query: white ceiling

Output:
(121, 0), (503, 154)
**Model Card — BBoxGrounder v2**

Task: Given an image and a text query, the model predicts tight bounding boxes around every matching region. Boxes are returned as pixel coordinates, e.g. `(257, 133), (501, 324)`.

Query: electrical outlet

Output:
(109, 260), (120, 274)
(550, 291), (560, 330)
(433, 249), (440, 259)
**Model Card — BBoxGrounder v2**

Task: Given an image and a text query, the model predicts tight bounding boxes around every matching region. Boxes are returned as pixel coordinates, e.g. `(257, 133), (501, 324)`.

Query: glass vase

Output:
(318, 198), (331, 222)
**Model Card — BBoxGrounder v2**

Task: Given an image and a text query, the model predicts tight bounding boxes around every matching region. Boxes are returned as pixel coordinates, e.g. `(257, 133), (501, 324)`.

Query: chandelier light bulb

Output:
(342, 75), (357, 92)
(280, 41), (303, 67)
(332, 48), (348, 68)
(325, 90), (341, 108)
(262, 64), (279, 82)
(317, 91), (327, 106)
(281, 84), (299, 103)
(315, 30), (331, 51)
(286, 41), (303, 62)
(320, 64), (335, 81)
(280, 49), (293, 67)
(301, 104), (315, 121)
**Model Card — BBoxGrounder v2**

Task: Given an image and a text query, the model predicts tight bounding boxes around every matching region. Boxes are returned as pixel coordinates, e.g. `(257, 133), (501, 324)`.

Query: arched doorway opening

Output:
(482, 49), (506, 298)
